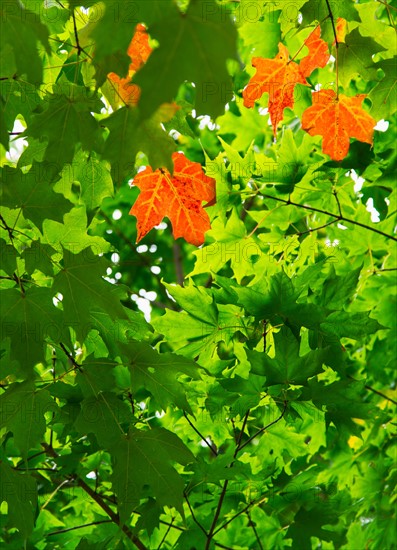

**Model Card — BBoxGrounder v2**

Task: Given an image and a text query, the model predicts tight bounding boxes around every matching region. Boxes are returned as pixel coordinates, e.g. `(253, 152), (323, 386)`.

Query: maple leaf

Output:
(336, 18), (348, 44)
(108, 24), (152, 107)
(301, 90), (376, 161)
(299, 26), (330, 78)
(243, 27), (329, 134)
(129, 152), (216, 246)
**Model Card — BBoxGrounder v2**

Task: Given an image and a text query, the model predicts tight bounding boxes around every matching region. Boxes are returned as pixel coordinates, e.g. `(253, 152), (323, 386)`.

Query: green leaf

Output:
(301, 0), (360, 42)
(0, 287), (69, 373)
(121, 341), (200, 413)
(26, 85), (103, 175)
(133, 0), (238, 119)
(0, 461), (37, 538)
(74, 392), (133, 448)
(247, 326), (328, 386)
(111, 427), (194, 521)
(86, 0), (177, 85)
(20, 241), (56, 276)
(0, 381), (55, 459)
(369, 57), (397, 119)
(338, 29), (385, 87)
(162, 281), (218, 324)
(102, 106), (175, 184)
(52, 247), (128, 342)
(43, 207), (110, 254)
(75, 154), (114, 212)
(0, 164), (73, 231)
(0, 0), (50, 83)
(302, 378), (373, 435)
(0, 239), (18, 276)
(319, 265), (362, 310)
(321, 311), (384, 340)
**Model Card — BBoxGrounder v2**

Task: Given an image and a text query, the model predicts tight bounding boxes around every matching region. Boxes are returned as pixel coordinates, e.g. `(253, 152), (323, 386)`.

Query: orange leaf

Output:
(243, 44), (307, 135)
(129, 152), (216, 246)
(301, 90), (376, 161)
(127, 23), (152, 73)
(108, 24), (152, 107)
(299, 26), (330, 78)
(107, 73), (141, 106)
(335, 18), (347, 44)
(243, 27), (329, 135)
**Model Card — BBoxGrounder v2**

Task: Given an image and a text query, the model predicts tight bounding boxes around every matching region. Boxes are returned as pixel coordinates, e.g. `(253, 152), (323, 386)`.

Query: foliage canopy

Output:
(0, 1), (396, 549)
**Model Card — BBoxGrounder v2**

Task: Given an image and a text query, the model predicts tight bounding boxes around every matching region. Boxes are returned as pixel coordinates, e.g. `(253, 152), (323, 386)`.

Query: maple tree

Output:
(0, 1), (396, 550)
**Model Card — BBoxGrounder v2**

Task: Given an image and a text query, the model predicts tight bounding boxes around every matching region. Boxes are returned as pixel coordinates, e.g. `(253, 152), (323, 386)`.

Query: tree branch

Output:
(41, 443), (148, 550)
(183, 412), (218, 457)
(347, 375), (397, 406)
(72, 10), (83, 55)
(48, 520), (112, 536)
(325, 0), (339, 94)
(173, 243), (184, 286)
(184, 492), (208, 536)
(260, 194), (397, 242)
(238, 400), (287, 452)
(205, 411), (250, 549)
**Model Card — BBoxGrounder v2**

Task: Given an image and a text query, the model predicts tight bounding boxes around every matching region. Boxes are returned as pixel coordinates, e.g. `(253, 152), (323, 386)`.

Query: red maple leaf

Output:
(108, 24), (152, 106)
(129, 152), (216, 246)
(243, 26), (330, 135)
(301, 90), (376, 160)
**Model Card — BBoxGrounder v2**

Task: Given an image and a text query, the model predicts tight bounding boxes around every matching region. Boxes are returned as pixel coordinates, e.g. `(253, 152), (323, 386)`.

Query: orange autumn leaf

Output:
(243, 43), (306, 135)
(108, 24), (152, 106)
(335, 18), (347, 44)
(243, 27), (329, 135)
(127, 23), (152, 72)
(129, 152), (216, 246)
(301, 90), (376, 161)
(299, 26), (330, 78)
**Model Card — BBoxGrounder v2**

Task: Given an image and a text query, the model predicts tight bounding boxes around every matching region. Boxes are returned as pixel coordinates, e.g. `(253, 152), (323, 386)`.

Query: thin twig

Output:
(247, 510), (263, 550)
(238, 400), (288, 452)
(184, 492), (208, 536)
(48, 520), (112, 536)
(205, 411), (250, 549)
(183, 412), (218, 457)
(157, 517), (174, 549)
(347, 375), (397, 406)
(260, 194), (397, 242)
(325, 0), (339, 94)
(59, 342), (82, 371)
(213, 494), (268, 536)
(297, 219), (338, 236)
(72, 10), (83, 55)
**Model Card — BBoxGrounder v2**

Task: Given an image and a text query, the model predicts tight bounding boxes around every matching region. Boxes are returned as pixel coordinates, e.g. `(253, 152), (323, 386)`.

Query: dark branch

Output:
(238, 400), (287, 452)
(260, 194), (397, 242)
(48, 520), (112, 536)
(205, 410), (251, 549)
(184, 492), (208, 536)
(183, 412), (218, 457)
